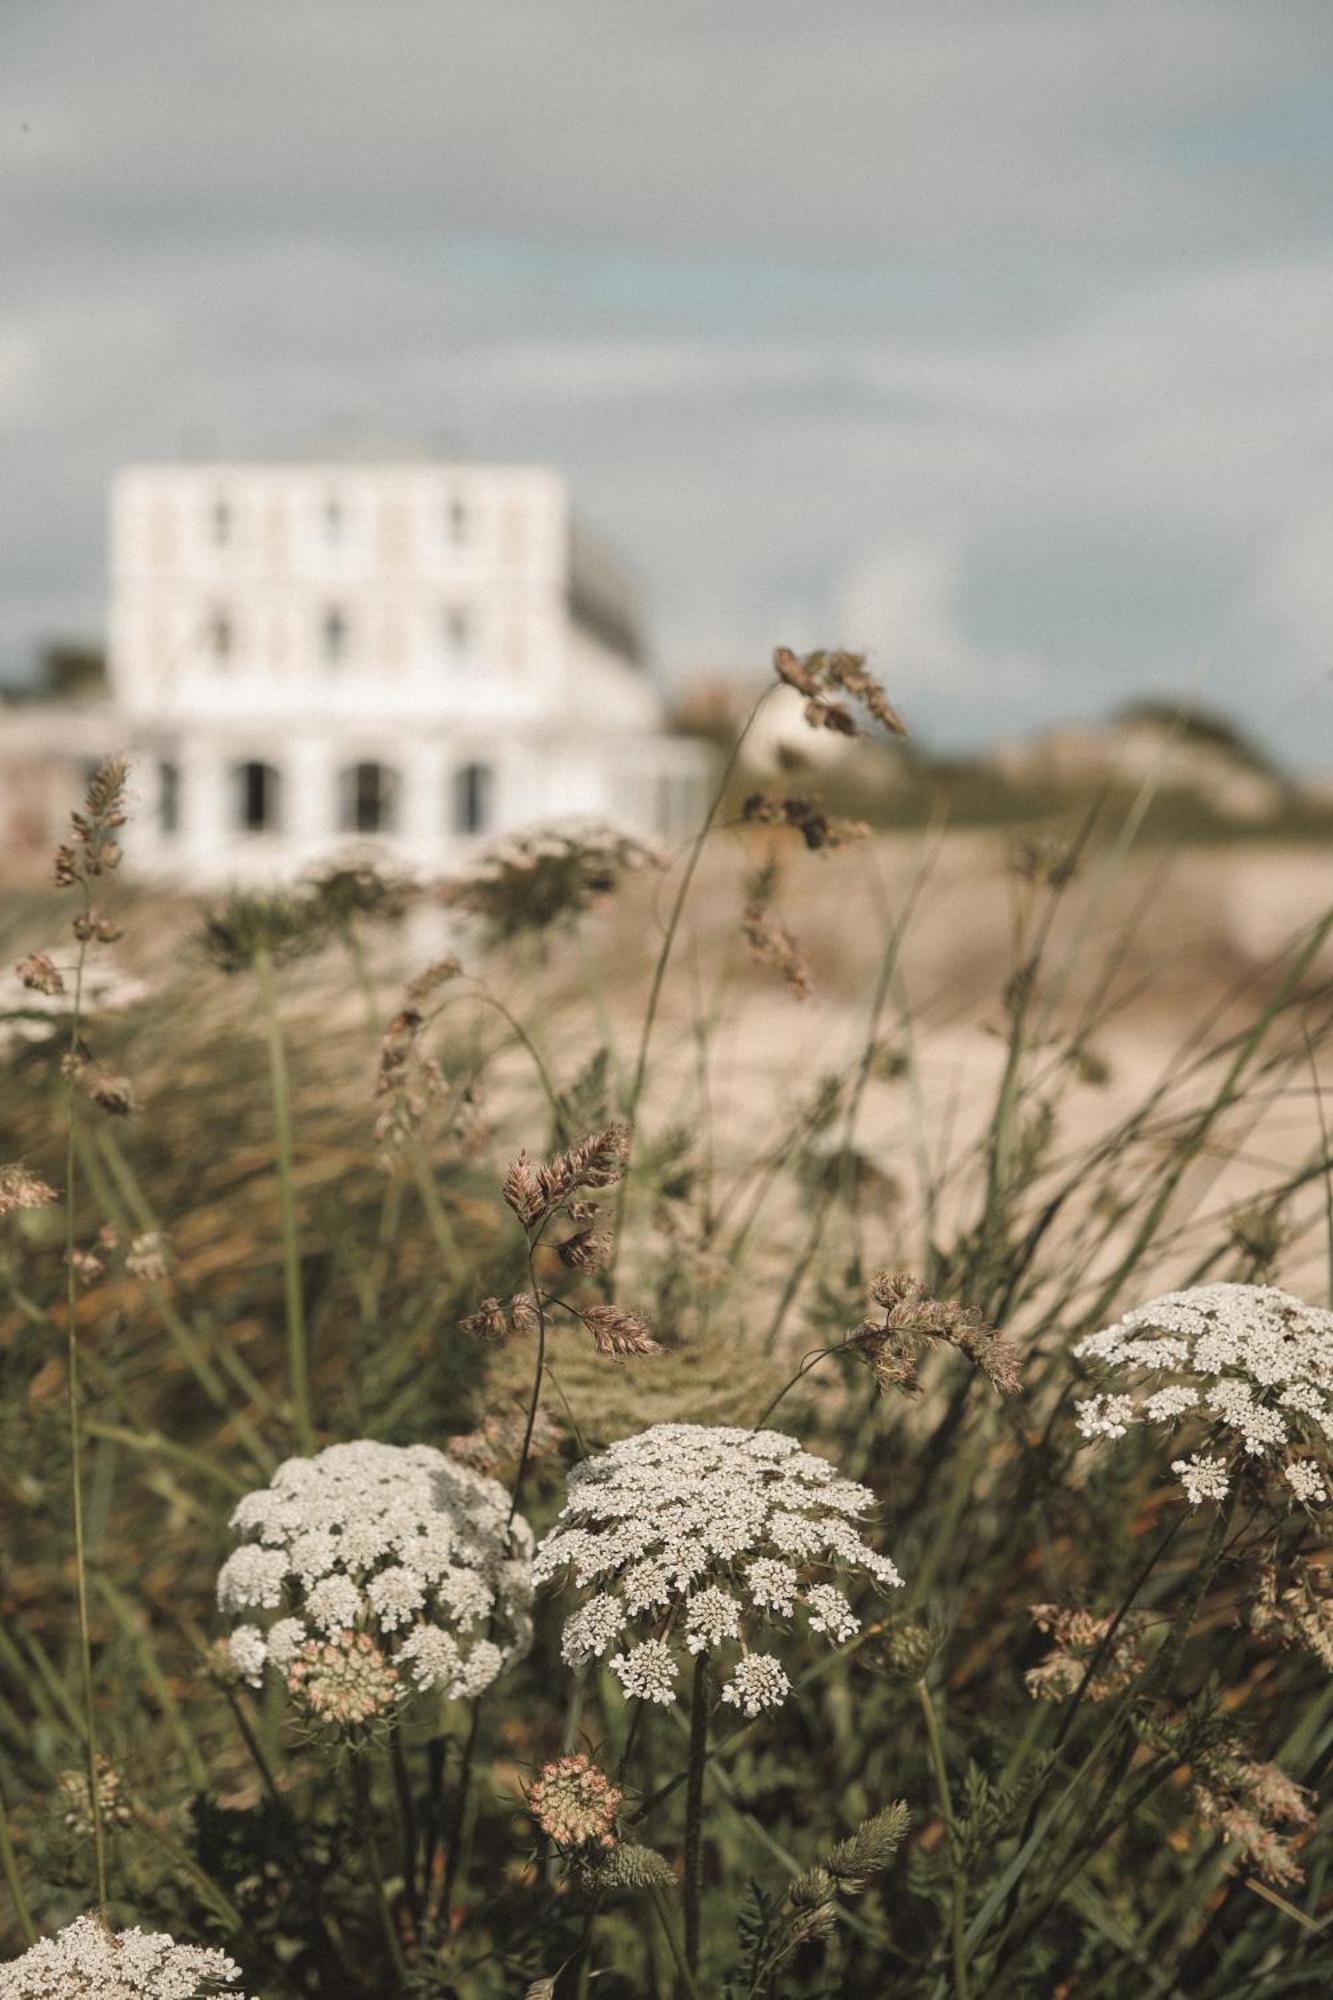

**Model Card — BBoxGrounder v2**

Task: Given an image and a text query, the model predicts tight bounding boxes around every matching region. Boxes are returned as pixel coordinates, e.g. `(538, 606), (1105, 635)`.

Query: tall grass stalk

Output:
(62, 919), (108, 1914)
(254, 943), (315, 1454)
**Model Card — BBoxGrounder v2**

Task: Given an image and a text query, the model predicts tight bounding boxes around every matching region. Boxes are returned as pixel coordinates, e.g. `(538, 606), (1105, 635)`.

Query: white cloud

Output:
(835, 540), (1045, 713)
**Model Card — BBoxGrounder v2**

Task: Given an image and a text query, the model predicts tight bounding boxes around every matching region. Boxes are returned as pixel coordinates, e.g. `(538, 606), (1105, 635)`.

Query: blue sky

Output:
(3, 0), (1332, 765)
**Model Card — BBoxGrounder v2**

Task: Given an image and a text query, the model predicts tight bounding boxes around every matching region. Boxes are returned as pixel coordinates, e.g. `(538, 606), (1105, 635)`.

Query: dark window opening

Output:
(211, 496), (232, 546)
(339, 761), (399, 835)
(158, 760), (180, 836)
(323, 493), (343, 541)
(447, 494), (468, 544)
(234, 760), (281, 834)
(453, 761), (492, 835)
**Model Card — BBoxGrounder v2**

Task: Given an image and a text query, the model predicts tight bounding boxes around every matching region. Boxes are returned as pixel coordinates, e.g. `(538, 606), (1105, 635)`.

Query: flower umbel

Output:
(217, 1440), (533, 1728)
(1073, 1284), (1333, 1506)
(0, 1915), (256, 1997)
(533, 1422), (903, 1716)
(527, 1753), (622, 1851)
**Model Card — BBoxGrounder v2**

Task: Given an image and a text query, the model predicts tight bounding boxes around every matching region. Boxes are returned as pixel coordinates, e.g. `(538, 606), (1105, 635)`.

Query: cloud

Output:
(835, 540), (1045, 723)
(1, 0), (1331, 769)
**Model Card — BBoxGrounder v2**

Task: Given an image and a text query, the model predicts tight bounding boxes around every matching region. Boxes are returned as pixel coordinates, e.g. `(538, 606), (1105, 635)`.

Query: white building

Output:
(100, 457), (708, 883)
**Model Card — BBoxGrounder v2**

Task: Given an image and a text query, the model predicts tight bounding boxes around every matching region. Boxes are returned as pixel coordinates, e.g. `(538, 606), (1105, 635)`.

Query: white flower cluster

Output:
(0, 1916), (254, 1997)
(532, 1423), (903, 1717)
(1073, 1284), (1333, 1506)
(217, 1441), (533, 1709)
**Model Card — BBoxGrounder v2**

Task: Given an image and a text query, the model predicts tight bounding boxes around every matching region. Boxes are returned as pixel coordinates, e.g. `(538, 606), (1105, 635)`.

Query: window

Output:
(158, 760), (180, 837)
(444, 602), (471, 654)
(233, 760), (281, 834)
(321, 605), (349, 665)
(453, 761), (492, 835)
(446, 493), (468, 545)
(323, 492), (343, 542)
(210, 495), (232, 546)
(338, 761), (399, 835)
(205, 607), (234, 664)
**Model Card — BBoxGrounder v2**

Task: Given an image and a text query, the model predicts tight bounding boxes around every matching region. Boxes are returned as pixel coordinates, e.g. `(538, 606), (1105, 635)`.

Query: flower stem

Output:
(651, 1883), (704, 2000)
(63, 925), (108, 1915)
(254, 946), (315, 1453)
(918, 1677), (969, 2000)
(683, 1651), (710, 1975)
(354, 1754), (407, 1989)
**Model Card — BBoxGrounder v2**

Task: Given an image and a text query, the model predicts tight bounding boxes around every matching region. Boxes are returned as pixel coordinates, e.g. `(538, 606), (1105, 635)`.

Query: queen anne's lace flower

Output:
(0, 1915), (255, 1996)
(534, 1423), (902, 1714)
(1074, 1285), (1333, 1506)
(217, 1441), (533, 1723)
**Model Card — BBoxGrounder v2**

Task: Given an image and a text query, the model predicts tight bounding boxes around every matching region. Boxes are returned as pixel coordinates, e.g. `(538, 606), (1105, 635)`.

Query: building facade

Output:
(100, 458), (707, 883)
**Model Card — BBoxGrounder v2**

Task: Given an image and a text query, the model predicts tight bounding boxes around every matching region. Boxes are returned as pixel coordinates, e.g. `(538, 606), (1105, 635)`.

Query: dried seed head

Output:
(86, 1069), (135, 1117)
(503, 1151), (547, 1229)
(557, 1229), (612, 1273)
(773, 646), (907, 740)
(854, 1272), (1020, 1397)
(579, 1304), (661, 1359)
(1025, 1603), (1148, 1702)
(16, 951), (64, 996)
(57, 1755), (132, 1838)
(507, 1293), (541, 1339)
(196, 890), (327, 975)
(0, 1163), (59, 1216)
(460, 1297), (509, 1345)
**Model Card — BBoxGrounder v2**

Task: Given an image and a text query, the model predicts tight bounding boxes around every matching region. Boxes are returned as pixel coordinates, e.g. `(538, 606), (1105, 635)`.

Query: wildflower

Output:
(372, 958), (464, 1163)
(739, 794), (869, 852)
(577, 1304), (661, 1360)
(1073, 1284), (1333, 1506)
(16, 951), (64, 996)
(534, 1423), (903, 1715)
(850, 1272), (1021, 1398)
(1025, 1603), (1148, 1701)
(741, 881), (813, 1002)
(125, 1231), (169, 1283)
(0, 1914), (256, 1997)
(527, 1753), (622, 1851)
(447, 1404), (563, 1481)
(1187, 1743), (1314, 1887)
(286, 1630), (401, 1729)
(196, 891), (326, 975)
(0, 1165), (59, 1217)
(772, 646), (907, 740)
(502, 1123), (630, 1233)
(439, 819), (665, 944)
(86, 1069), (135, 1116)
(1248, 1555), (1333, 1671)
(303, 858), (417, 932)
(68, 1248), (104, 1287)
(217, 1440), (533, 1725)
(57, 1757), (131, 1839)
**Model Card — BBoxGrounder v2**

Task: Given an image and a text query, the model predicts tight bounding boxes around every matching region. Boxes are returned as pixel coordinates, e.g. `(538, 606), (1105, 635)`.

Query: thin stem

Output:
(254, 946), (315, 1453)
(0, 1775), (36, 1946)
(389, 1721), (421, 1927)
(354, 1754), (407, 1989)
(683, 1652), (709, 1975)
(651, 1883), (704, 2000)
(918, 1678), (969, 2000)
(609, 692), (771, 1285)
(63, 920), (108, 1914)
